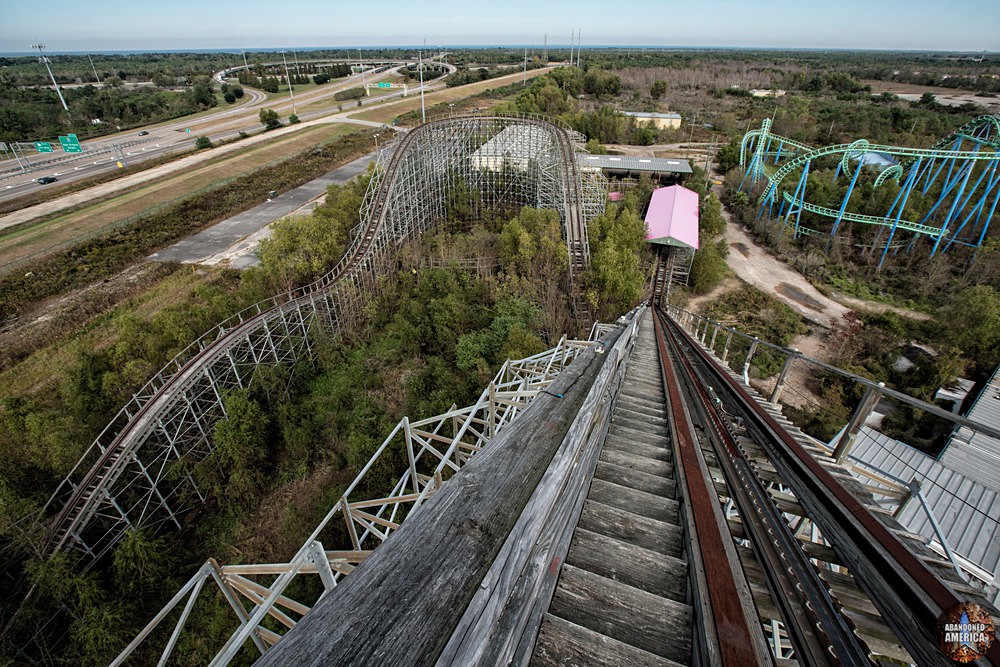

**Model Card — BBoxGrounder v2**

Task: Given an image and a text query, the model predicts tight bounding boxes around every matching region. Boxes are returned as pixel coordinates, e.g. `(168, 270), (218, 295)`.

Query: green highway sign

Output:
(58, 134), (82, 153)
(35, 142), (53, 152)
(377, 82), (391, 88)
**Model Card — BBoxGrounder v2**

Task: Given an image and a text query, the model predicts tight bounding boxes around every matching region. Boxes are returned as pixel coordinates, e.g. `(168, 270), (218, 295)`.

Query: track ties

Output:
(531, 316), (692, 666)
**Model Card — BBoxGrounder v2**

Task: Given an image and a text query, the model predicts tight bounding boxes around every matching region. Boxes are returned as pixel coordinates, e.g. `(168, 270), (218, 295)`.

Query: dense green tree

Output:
(700, 193), (726, 237)
(941, 285), (1000, 368)
(201, 390), (270, 507)
(716, 136), (742, 174)
(586, 203), (648, 318)
(258, 108), (282, 130)
(689, 238), (728, 293)
(583, 68), (622, 98)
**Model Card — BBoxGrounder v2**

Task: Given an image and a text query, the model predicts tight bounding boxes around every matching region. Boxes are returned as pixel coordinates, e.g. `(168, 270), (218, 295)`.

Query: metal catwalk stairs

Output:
(531, 316), (692, 666)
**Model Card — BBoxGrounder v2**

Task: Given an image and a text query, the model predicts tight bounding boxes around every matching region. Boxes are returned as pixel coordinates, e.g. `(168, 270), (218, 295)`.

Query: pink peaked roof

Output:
(644, 185), (699, 250)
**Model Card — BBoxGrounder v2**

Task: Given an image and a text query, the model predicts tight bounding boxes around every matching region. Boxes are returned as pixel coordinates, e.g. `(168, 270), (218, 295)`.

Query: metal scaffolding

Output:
(739, 116), (1000, 268)
(39, 114), (607, 565)
(110, 331), (605, 666)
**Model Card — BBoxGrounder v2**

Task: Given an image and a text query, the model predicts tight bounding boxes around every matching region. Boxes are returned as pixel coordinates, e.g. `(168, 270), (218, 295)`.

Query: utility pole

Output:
(280, 50), (295, 114)
(359, 49), (366, 88)
(87, 53), (102, 84)
(523, 47), (527, 86)
(242, 50), (249, 71)
(577, 29), (581, 67)
(293, 50), (300, 78)
(419, 47), (426, 124)
(31, 43), (68, 112)
(543, 34), (548, 62)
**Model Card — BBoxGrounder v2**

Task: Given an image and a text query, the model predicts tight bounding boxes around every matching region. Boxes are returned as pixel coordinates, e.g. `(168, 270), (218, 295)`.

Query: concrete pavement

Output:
(148, 151), (377, 268)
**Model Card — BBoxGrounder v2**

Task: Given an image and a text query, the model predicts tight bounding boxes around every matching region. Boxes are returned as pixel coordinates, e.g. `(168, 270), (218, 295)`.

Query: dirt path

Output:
(723, 221), (850, 329)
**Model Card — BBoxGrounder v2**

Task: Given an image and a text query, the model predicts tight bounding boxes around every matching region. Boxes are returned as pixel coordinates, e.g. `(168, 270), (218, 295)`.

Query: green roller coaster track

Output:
(739, 115), (1000, 267)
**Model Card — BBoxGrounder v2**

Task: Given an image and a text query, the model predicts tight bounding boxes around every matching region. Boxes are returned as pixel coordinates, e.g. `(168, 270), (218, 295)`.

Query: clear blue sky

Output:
(2, 0), (998, 53)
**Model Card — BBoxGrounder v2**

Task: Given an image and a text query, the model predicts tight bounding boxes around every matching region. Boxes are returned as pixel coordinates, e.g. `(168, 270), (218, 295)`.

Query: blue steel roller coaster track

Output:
(739, 115), (1000, 268)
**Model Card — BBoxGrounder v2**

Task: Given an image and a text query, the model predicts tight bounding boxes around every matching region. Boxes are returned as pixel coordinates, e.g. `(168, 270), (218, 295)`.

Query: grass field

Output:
(0, 124), (358, 268)
(347, 68), (552, 124)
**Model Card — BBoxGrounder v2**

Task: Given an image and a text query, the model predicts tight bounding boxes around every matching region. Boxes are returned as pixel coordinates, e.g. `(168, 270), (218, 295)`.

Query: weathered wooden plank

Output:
(612, 413), (669, 435)
(586, 478), (678, 523)
(595, 460), (675, 498)
(547, 564), (692, 663)
(615, 392), (667, 412)
(606, 424), (668, 448)
(566, 527), (687, 601)
(601, 448), (673, 478)
(253, 331), (623, 667)
(603, 436), (671, 462)
(614, 405), (667, 424)
(439, 335), (638, 666)
(578, 500), (683, 558)
(531, 613), (682, 667)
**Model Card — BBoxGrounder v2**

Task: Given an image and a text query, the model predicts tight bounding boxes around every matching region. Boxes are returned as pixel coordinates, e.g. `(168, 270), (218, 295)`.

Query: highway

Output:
(0, 58), (455, 204)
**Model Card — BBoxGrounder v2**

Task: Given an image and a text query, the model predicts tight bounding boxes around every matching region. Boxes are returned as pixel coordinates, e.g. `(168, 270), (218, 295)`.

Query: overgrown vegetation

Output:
(0, 145), (653, 661)
(0, 129), (376, 340)
(5, 45), (999, 660)
(702, 285), (808, 379)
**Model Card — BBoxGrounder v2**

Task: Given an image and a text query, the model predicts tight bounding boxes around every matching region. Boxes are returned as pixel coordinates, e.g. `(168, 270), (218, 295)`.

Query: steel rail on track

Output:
(657, 310), (874, 666)
(43, 114), (592, 559)
(651, 309), (771, 665)
(659, 307), (1000, 666)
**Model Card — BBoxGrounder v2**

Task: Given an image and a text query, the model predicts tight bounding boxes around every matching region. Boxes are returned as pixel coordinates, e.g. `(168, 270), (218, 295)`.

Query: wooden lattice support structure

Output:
(40, 114), (607, 564)
(110, 327), (615, 666)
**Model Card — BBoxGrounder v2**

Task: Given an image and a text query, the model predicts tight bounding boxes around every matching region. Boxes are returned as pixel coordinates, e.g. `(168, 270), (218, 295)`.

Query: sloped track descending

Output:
(40, 114), (604, 563)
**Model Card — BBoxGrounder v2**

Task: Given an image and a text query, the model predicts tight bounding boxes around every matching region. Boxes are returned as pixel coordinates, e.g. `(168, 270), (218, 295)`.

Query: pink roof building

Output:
(644, 185), (699, 250)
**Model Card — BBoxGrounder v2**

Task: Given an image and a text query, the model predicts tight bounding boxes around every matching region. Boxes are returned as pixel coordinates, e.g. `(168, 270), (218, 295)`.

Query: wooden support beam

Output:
(254, 332), (619, 666)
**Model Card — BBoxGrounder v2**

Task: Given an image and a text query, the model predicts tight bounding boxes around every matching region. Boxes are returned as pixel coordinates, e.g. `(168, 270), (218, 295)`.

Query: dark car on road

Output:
(36, 176), (57, 184)
(138, 130), (149, 136)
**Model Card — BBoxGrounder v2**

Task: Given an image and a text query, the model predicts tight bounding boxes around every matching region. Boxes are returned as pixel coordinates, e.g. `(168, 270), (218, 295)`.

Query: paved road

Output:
(148, 151), (378, 268)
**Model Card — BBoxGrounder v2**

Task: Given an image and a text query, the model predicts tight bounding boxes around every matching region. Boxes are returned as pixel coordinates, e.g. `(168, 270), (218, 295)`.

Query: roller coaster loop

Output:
(739, 115), (1000, 269)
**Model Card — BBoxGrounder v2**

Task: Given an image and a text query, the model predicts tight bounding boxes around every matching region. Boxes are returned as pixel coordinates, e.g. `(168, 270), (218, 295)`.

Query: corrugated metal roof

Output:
(847, 427), (1000, 603)
(578, 155), (693, 174)
(941, 364), (1000, 488)
(644, 185), (699, 250)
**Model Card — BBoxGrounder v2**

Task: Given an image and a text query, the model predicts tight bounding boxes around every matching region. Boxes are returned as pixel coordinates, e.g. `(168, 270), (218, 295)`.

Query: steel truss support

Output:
(738, 115), (1000, 260)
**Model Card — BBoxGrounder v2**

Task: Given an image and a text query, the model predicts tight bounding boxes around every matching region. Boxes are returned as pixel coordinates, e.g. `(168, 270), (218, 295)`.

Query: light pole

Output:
(373, 132), (380, 151)
(280, 50), (296, 115)
(359, 49), (366, 88)
(448, 103), (455, 117)
(418, 48), (426, 124)
(87, 53), (102, 84)
(242, 50), (249, 72)
(31, 44), (68, 112)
